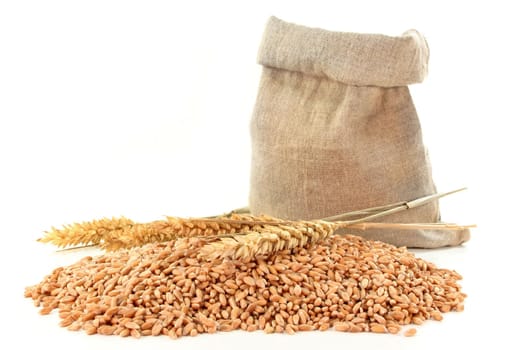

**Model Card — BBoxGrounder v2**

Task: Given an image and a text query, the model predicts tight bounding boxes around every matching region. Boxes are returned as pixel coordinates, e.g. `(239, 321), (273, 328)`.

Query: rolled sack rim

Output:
(257, 16), (429, 87)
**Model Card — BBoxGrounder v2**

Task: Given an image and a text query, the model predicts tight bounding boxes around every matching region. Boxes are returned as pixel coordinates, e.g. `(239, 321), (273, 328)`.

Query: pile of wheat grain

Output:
(25, 233), (465, 338)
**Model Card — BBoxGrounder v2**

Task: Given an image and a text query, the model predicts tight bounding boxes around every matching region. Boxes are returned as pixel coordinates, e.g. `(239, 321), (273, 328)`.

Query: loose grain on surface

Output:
(25, 234), (465, 339)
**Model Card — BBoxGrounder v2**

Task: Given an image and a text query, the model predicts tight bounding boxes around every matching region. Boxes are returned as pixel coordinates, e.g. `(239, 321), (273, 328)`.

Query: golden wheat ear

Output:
(196, 188), (472, 260)
(39, 188), (471, 253)
(38, 214), (275, 251)
(98, 217), (261, 251)
(37, 217), (135, 248)
(197, 221), (335, 261)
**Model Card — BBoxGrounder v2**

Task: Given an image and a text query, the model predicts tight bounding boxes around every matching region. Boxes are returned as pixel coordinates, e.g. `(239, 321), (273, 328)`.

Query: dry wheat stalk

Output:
(195, 189), (473, 260)
(197, 220), (474, 261)
(38, 189), (471, 255)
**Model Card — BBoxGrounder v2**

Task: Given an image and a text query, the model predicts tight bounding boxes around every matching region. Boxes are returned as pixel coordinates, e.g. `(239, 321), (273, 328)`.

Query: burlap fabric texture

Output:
(249, 17), (469, 248)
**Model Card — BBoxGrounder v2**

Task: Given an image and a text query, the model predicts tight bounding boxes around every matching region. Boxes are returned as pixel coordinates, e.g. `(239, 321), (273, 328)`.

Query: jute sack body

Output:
(249, 17), (469, 248)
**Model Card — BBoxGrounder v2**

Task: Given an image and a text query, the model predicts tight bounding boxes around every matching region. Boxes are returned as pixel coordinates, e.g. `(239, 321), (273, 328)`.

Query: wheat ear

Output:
(198, 221), (334, 260)
(99, 215), (269, 251)
(37, 217), (135, 248)
(196, 188), (471, 260)
(39, 189), (468, 254)
(38, 214), (275, 251)
(196, 219), (473, 261)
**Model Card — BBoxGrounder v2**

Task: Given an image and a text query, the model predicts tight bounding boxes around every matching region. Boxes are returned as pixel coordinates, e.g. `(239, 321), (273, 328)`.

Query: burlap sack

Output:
(249, 17), (469, 248)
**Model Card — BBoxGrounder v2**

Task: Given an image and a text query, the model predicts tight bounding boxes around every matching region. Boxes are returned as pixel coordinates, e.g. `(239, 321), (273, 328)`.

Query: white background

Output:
(1, 1), (523, 349)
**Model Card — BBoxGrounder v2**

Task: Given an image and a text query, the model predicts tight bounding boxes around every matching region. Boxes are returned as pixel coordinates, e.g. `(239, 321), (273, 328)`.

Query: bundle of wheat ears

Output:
(38, 189), (473, 260)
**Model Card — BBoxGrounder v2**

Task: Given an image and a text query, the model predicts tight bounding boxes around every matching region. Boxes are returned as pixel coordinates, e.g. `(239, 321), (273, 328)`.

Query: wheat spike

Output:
(197, 219), (474, 261)
(38, 214), (274, 251)
(37, 217), (135, 248)
(38, 189), (471, 254)
(99, 216), (272, 251)
(198, 221), (334, 260)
